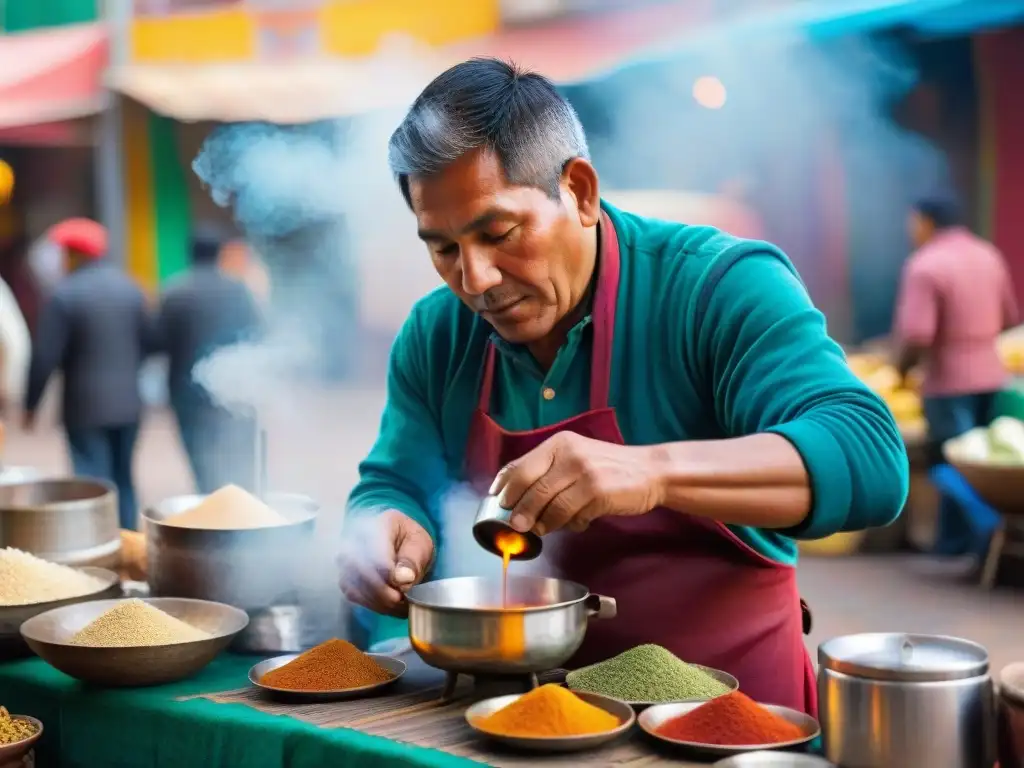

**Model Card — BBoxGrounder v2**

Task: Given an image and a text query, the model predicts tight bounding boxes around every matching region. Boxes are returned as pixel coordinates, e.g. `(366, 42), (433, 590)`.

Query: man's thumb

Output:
(391, 527), (433, 589)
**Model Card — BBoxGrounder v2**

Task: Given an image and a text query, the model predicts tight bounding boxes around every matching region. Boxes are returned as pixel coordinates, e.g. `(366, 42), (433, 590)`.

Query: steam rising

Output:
(189, 29), (949, 612)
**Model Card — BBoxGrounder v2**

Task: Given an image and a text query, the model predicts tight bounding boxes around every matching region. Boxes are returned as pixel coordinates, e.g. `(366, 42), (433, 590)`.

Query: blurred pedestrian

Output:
(894, 195), (1019, 556)
(23, 218), (152, 530)
(154, 226), (264, 494)
(0, 273), (30, 416)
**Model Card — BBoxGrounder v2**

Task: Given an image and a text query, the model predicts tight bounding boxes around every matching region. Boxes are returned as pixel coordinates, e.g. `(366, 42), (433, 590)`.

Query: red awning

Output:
(111, 0), (719, 123)
(0, 23), (109, 130)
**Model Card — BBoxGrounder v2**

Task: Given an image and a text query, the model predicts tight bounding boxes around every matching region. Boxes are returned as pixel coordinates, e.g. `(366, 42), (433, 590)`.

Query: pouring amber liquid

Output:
(493, 529), (528, 659)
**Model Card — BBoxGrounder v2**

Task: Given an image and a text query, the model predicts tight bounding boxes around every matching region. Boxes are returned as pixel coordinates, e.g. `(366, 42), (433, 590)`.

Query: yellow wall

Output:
(131, 0), (500, 63)
(122, 101), (158, 293)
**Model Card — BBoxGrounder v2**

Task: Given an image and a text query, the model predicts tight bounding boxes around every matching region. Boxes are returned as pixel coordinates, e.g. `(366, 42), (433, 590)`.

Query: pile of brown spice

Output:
(259, 638), (395, 691)
(0, 707), (37, 746)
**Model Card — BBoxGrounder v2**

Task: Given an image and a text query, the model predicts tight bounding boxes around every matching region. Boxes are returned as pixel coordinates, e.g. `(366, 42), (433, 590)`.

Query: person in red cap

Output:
(23, 217), (154, 530)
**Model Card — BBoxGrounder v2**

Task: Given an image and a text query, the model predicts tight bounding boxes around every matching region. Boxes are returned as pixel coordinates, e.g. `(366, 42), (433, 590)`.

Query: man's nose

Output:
(461, 247), (502, 296)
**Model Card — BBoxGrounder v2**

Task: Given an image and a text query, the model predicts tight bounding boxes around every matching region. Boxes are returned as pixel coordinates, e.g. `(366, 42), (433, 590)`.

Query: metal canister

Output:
(818, 633), (995, 768)
(471, 495), (542, 560)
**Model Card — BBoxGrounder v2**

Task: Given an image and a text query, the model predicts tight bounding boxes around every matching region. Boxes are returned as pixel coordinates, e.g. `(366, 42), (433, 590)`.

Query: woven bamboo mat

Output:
(186, 671), (692, 767)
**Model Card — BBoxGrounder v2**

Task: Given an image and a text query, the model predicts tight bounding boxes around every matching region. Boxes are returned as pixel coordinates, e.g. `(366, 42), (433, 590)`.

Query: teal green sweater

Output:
(349, 202), (909, 569)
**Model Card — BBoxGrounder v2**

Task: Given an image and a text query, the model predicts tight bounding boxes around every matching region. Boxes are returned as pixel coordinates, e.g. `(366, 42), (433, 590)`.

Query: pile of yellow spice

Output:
(0, 706), (37, 746)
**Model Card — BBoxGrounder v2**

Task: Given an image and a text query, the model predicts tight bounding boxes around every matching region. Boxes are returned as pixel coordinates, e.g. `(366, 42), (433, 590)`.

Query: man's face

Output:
(407, 149), (595, 344)
(908, 209), (933, 249)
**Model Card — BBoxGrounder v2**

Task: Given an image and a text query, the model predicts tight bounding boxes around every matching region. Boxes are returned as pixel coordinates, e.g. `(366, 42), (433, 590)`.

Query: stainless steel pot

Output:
(818, 633), (995, 768)
(142, 493), (320, 654)
(406, 575), (616, 675)
(0, 478), (120, 568)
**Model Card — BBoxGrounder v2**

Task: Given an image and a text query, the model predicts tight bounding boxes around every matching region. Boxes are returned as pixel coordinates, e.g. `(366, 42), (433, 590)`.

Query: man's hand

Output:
(338, 510), (434, 618)
(21, 411), (35, 432)
(489, 432), (662, 536)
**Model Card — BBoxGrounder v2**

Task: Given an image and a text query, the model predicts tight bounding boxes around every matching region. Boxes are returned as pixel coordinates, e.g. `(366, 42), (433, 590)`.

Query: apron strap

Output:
(589, 211), (620, 411)
(477, 209), (623, 414)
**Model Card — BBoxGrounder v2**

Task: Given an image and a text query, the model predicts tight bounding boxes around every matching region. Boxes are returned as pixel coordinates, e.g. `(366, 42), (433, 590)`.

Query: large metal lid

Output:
(819, 633), (989, 682)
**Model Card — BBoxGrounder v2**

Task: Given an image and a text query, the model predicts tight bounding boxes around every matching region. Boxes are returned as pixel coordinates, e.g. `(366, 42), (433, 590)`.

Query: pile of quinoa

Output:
(0, 547), (107, 606)
(566, 644), (733, 702)
(69, 599), (210, 647)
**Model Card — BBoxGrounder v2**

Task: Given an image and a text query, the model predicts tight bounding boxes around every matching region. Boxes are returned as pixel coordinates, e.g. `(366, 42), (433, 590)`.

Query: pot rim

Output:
(0, 477), (116, 512)
(405, 575), (594, 615)
(818, 632), (990, 683)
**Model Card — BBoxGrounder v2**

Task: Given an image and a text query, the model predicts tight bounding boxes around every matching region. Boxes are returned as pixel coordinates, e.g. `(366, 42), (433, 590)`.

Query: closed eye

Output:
(481, 228), (516, 245)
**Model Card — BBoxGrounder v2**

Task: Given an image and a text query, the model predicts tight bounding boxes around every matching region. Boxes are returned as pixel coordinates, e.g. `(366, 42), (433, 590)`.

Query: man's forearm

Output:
(648, 432), (811, 528)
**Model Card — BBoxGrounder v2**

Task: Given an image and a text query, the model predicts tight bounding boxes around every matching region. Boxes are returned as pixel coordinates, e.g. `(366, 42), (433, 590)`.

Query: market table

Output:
(0, 651), (725, 767)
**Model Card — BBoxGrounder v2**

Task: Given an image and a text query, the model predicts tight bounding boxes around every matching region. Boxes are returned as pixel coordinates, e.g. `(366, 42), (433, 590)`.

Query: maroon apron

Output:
(463, 212), (818, 716)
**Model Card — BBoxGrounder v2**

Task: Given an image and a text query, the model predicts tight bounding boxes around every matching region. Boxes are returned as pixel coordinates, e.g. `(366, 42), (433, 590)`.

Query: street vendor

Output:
(339, 58), (909, 716)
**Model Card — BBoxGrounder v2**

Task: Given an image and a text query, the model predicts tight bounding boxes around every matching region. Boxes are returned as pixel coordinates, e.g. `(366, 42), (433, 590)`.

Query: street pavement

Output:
(5, 384), (1022, 678)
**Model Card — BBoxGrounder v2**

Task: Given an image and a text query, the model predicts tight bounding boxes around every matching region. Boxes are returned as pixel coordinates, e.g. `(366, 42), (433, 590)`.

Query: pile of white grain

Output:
(69, 599), (210, 647)
(0, 548), (107, 606)
(164, 484), (288, 530)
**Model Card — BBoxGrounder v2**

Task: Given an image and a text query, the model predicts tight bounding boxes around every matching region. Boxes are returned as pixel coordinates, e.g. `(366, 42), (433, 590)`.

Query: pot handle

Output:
(584, 593), (617, 620)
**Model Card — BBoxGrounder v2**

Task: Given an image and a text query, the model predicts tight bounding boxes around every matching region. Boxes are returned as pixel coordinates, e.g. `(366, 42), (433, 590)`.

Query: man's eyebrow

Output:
(417, 210), (506, 242)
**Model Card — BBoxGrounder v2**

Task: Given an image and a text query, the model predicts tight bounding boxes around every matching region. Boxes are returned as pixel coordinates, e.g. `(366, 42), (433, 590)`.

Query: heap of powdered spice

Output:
(259, 639), (395, 691)
(655, 691), (807, 746)
(567, 644), (733, 702)
(474, 684), (621, 738)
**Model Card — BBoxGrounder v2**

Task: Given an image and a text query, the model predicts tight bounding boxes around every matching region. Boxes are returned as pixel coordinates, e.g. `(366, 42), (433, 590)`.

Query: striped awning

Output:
(109, 0), (1024, 124)
(0, 23), (109, 130)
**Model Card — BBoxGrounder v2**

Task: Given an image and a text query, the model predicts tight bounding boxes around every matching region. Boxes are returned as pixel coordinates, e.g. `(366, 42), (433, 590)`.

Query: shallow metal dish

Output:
(406, 576), (616, 675)
(567, 663), (738, 709)
(0, 714), (43, 764)
(20, 597), (249, 687)
(0, 566), (121, 659)
(248, 652), (407, 702)
(714, 752), (834, 767)
(639, 701), (821, 759)
(465, 690), (635, 752)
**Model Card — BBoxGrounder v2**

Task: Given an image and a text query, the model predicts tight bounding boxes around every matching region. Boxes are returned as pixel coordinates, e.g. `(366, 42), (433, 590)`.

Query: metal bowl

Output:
(0, 566), (121, 659)
(143, 493), (319, 654)
(567, 663), (739, 709)
(406, 576), (616, 675)
(0, 478), (121, 567)
(638, 701), (821, 759)
(0, 714), (43, 764)
(465, 690), (635, 752)
(19, 597), (249, 687)
(714, 753), (834, 767)
(248, 652), (407, 702)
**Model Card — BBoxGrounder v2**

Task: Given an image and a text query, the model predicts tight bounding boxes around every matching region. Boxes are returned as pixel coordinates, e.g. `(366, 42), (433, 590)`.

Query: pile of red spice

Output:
(655, 691), (807, 746)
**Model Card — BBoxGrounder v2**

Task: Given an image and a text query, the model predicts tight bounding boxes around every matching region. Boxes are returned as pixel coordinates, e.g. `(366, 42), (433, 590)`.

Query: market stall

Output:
(0, 478), (1015, 768)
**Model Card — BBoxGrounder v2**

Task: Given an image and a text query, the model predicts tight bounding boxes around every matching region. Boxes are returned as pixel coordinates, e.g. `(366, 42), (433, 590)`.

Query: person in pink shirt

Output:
(894, 195), (1019, 555)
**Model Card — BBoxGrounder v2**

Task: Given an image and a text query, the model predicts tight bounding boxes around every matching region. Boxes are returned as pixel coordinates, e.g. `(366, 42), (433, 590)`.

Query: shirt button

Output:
(542, 387), (556, 401)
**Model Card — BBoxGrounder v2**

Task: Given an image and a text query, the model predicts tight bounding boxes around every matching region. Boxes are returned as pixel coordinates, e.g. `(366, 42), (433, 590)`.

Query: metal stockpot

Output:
(406, 575), (616, 675)
(818, 633), (995, 768)
(0, 478), (120, 567)
(142, 493), (319, 654)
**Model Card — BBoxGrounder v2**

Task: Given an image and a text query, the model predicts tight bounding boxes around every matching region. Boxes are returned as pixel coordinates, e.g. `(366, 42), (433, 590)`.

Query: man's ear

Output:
(562, 158), (600, 227)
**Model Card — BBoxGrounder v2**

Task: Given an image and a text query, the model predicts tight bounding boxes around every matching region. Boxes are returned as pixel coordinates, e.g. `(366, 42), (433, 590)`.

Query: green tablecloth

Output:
(0, 654), (479, 768)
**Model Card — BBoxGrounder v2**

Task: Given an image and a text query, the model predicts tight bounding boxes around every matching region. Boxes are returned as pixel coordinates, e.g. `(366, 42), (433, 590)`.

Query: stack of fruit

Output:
(847, 353), (925, 434)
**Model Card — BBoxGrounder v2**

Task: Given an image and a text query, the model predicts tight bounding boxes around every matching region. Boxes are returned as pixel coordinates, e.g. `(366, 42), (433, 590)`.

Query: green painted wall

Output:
(149, 114), (192, 283)
(3, 0), (97, 32)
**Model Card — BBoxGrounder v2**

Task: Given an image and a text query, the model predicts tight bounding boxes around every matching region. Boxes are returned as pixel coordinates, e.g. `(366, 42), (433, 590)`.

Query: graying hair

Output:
(388, 58), (590, 207)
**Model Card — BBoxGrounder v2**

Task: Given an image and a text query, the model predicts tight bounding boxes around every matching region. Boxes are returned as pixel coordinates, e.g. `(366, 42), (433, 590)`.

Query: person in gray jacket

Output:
(155, 227), (264, 494)
(23, 219), (152, 530)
